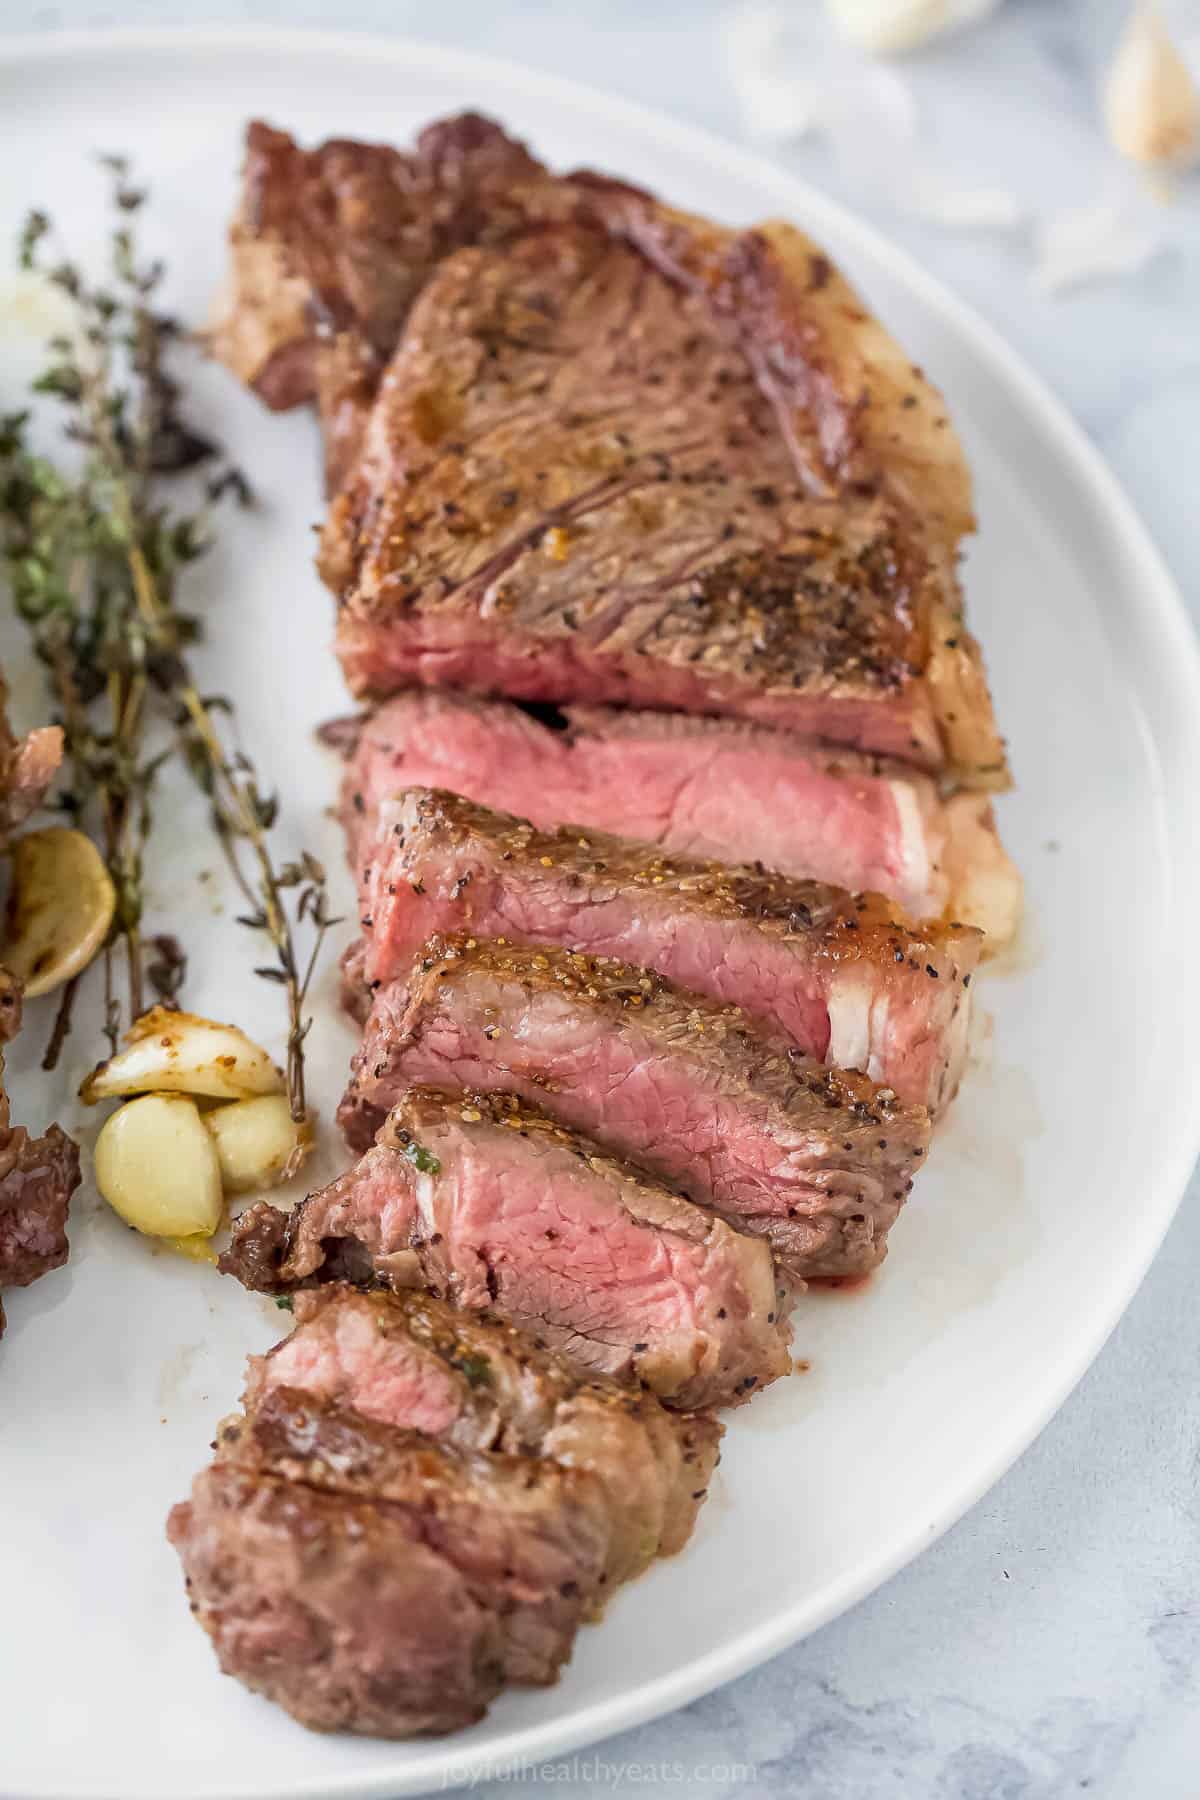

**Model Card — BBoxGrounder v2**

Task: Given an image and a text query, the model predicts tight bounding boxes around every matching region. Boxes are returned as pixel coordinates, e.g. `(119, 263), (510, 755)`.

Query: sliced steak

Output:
(212, 115), (569, 492)
(213, 114), (559, 413)
(325, 223), (1002, 779)
(352, 788), (980, 1112)
(339, 690), (1021, 941)
(220, 118), (1008, 785)
(342, 940), (928, 1286)
(0, 1118), (78, 1334)
(169, 1381), (611, 1733)
(227, 1087), (789, 1408)
(220, 1285), (722, 1583)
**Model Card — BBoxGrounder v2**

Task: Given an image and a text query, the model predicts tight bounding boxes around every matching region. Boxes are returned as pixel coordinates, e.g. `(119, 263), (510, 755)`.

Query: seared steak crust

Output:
(169, 1382), (610, 1732)
(325, 224), (996, 774)
(0, 1123), (77, 1292)
(170, 1286), (722, 1736)
(222, 1085), (790, 1408)
(352, 788), (979, 1112)
(219, 117), (1008, 784)
(340, 939), (928, 1285)
(172, 1457), (510, 1736)
(220, 1285), (722, 1584)
(213, 114), (567, 491)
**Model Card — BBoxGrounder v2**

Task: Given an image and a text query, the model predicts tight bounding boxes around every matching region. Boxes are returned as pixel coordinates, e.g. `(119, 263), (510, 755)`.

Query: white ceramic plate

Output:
(2, 28), (1198, 1800)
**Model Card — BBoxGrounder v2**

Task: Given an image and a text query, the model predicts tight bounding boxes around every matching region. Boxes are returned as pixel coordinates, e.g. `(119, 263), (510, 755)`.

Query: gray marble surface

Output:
(6, 1), (1200, 1795)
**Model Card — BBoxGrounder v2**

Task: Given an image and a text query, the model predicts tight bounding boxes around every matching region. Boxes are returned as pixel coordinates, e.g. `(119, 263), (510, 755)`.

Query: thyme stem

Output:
(0, 158), (337, 1109)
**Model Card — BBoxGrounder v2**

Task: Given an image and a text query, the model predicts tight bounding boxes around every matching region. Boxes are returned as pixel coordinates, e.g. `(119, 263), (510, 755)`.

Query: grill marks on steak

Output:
(169, 1289), (722, 1729)
(353, 788), (979, 1112)
(324, 223), (997, 775)
(219, 116), (1008, 784)
(223, 1085), (791, 1409)
(339, 690), (1022, 941)
(341, 939), (929, 1287)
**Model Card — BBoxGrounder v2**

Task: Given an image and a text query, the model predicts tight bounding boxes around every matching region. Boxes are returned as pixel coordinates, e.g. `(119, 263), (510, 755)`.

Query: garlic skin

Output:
(79, 1006), (284, 1105)
(1104, 4), (1200, 170)
(2, 827), (115, 998)
(825, 0), (1000, 56)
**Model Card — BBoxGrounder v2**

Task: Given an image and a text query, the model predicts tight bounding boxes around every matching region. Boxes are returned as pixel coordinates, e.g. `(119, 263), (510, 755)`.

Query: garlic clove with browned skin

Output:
(79, 1006), (285, 1104)
(1104, 3), (1200, 171)
(2, 826), (115, 997)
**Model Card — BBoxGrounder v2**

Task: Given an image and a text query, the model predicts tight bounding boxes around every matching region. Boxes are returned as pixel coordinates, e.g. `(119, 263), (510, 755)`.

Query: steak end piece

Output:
(341, 938), (930, 1288)
(170, 1286), (722, 1736)
(225, 1084), (792, 1410)
(353, 787), (979, 1114)
(168, 1383), (612, 1733)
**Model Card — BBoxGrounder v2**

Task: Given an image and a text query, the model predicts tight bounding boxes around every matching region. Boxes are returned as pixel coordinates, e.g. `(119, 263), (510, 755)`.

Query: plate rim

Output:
(3, 25), (1200, 1800)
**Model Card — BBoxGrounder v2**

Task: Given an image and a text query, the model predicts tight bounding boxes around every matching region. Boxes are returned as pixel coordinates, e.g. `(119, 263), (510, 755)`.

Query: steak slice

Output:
(169, 1381), (611, 1732)
(225, 1086), (789, 1409)
(352, 789), (980, 1112)
(339, 690), (1022, 941)
(0, 1117), (78, 1337)
(341, 940), (929, 1287)
(325, 223), (1002, 779)
(221, 1285), (722, 1583)
(219, 118), (1008, 785)
(212, 116), (559, 412)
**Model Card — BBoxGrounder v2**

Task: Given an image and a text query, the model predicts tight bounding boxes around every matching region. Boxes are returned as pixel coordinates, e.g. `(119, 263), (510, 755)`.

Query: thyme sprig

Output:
(0, 158), (336, 1114)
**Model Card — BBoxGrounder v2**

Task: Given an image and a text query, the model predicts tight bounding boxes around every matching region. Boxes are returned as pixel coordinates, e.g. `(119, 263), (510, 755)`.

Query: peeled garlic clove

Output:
(825, 0), (998, 55)
(203, 1094), (313, 1194)
(94, 1094), (224, 1239)
(80, 1005), (284, 1104)
(2, 827), (115, 998)
(1104, 4), (1200, 169)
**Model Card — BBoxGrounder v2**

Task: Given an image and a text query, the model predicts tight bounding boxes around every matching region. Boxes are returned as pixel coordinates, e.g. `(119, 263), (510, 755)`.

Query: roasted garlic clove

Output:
(1104, 4), (1200, 170)
(2, 827), (115, 997)
(94, 1093), (224, 1239)
(203, 1094), (313, 1194)
(825, 0), (999, 55)
(79, 1005), (284, 1104)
